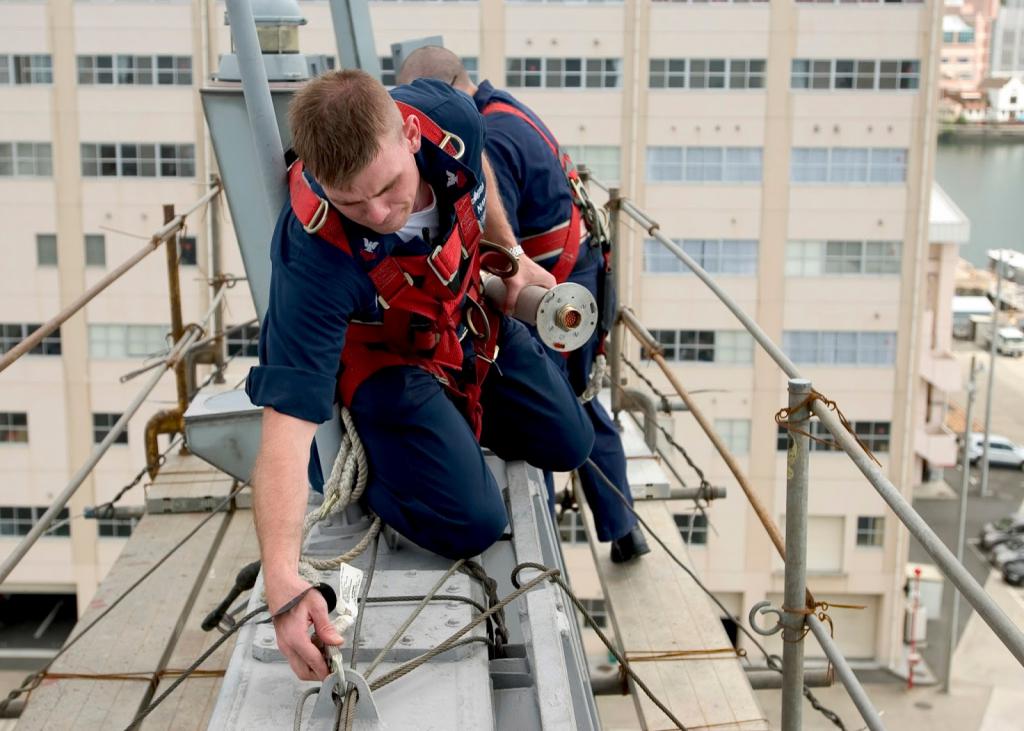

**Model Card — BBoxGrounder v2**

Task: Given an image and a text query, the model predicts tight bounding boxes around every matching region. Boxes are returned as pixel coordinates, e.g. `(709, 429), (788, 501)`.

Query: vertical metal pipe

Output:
(980, 258), (1003, 498)
(163, 205), (189, 414)
(209, 179), (227, 382)
(224, 0), (288, 211)
(807, 615), (887, 731)
(607, 187), (623, 421)
(781, 378), (811, 731)
(944, 356), (977, 692)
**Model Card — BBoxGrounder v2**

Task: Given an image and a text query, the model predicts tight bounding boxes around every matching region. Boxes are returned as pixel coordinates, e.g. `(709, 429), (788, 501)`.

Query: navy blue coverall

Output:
(472, 80), (637, 543)
(246, 80), (594, 560)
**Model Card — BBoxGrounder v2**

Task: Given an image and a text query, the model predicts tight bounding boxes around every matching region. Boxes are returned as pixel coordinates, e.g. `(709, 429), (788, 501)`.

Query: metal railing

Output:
(0, 186), (225, 585)
(593, 178), (1024, 731)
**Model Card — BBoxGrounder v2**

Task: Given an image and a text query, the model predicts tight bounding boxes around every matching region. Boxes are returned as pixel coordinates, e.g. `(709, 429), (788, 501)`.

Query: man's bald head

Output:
(397, 46), (473, 91)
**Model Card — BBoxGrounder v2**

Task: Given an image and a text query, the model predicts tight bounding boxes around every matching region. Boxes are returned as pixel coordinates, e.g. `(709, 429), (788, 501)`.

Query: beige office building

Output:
(0, 0), (955, 673)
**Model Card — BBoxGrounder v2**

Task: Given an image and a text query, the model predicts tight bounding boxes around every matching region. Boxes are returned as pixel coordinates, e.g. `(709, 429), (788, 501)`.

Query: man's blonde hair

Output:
(289, 70), (401, 189)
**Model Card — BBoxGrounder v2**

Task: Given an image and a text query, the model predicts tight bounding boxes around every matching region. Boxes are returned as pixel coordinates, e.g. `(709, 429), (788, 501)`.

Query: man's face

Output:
(321, 115), (422, 235)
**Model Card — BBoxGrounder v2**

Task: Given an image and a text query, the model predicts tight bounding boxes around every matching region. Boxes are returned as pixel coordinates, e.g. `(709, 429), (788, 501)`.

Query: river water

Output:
(934, 140), (1024, 267)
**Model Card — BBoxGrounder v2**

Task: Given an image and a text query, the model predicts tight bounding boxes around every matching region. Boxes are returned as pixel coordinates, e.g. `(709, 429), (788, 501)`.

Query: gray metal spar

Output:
(618, 197), (1024, 669)
(807, 615), (887, 731)
(781, 379), (812, 731)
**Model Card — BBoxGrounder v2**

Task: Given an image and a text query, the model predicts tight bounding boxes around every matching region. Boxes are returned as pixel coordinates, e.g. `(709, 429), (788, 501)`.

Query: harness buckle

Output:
(303, 197), (330, 235)
(427, 245), (458, 287)
(465, 297), (492, 342)
(438, 130), (466, 160)
(376, 272), (415, 311)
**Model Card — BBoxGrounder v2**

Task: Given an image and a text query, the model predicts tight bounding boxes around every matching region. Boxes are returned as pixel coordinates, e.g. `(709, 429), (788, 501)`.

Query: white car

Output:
(967, 433), (1024, 469)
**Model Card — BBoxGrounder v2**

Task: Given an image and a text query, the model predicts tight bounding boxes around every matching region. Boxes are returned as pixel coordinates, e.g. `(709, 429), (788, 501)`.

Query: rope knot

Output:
(774, 388), (881, 467)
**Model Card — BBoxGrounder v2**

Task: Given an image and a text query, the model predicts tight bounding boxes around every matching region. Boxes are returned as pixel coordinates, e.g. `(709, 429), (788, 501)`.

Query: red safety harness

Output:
(481, 101), (587, 284)
(288, 101), (500, 437)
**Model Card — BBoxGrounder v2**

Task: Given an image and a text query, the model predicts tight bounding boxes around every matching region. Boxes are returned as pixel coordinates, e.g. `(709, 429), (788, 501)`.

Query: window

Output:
(0, 413), (28, 444)
(673, 513), (708, 545)
(788, 240), (901, 276)
(227, 323), (261, 358)
(80, 143), (194, 178)
(506, 58), (621, 89)
(645, 330), (753, 364)
(77, 55), (191, 86)
(795, 0), (921, 3)
(98, 517), (137, 538)
(462, 56), (479, 83)
(791, 58), (918, 90)
(790, 148), (907, 185)
(783, 331), (896, 366)
(0, 507), (70, 537)
(562, 145), (620, 184)
(93, 413), (127, 445)
(777, 421), (890, 453)
(715, 419), (750, 455)
(0, 324), (61, 356)
(88, 324), (168, 359)
(649, 58), (687, 89)
(36, 234), (57, 267)
(559, 512), (587, 544)
(646, 146), (762, 183)
(0, 54), (52, 85)
(577, 598), (607, 629)
(645, 239), (757, 275)
(654, 0), (768, 3)
(85, 235), (106, 267)
(178, 235), (197, 266)
(379, 56), (395, 86)
(856, 516), (884, 547)
(0, 142), (53, 177)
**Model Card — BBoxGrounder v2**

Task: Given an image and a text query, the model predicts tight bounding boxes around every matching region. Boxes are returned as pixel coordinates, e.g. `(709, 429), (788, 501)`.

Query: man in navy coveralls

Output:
(398, 47), (649, 564)
(245, 70), (594, 681)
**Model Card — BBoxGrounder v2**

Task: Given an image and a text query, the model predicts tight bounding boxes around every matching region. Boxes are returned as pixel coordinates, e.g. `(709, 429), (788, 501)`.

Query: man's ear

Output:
(401, 114), (421, 154)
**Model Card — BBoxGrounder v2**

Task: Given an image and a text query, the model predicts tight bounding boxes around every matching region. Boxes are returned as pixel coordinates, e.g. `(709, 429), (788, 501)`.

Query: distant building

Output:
(940, 0), (1002, 94)
(940, 89), (989, 122)
(991, 0), (1024, 78)
(980, 76), (1024, 121)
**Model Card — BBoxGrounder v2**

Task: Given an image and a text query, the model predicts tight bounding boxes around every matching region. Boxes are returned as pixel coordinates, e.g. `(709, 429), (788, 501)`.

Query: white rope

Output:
(298, 408), (381, 585)
(578, 353), (607, 404)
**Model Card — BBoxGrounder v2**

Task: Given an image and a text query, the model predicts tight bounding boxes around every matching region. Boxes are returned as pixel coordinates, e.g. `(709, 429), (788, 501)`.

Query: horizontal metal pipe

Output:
(807, 614), (886, 731)
(0, 184), (221, 375)
(634, 486), (727, 502)
(84, 505), (146, 520)
(745, 667), (831, 690)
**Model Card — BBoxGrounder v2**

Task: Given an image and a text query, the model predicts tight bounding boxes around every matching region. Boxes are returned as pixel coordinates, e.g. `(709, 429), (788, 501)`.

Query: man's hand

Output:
(266, 573), (344, 681)
(502, 254), (556, 313)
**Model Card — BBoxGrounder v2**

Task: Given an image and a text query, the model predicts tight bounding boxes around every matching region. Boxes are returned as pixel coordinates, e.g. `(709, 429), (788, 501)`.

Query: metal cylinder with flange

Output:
(482, 277), (598, 353)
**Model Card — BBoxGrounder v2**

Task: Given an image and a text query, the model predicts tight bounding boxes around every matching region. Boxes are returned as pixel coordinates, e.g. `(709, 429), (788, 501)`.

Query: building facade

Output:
(939, 0), (1001, 95)
(0, 0), (945, 673)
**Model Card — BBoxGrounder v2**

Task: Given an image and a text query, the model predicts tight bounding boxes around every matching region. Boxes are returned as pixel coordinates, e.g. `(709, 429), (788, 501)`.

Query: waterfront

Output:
(935, 141), (1024, 267)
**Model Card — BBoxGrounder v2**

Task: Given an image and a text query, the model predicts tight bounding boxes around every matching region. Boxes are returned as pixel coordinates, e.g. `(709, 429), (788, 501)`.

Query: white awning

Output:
(943, 15), (973, 34)
(929, 183), (971, 245)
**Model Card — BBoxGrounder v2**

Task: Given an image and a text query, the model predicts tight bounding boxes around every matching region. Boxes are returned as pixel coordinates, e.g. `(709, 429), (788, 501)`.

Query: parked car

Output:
(1003, 560), (1024, 587)
(976, 325), (1024, 357)
(991, 537), (1024, 568)
(980, 514), (1024, 549)
(967, 433), (1024, 469)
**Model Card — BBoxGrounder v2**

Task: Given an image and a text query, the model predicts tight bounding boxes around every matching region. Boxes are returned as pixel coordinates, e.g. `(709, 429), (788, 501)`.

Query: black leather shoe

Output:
(610, 526), (650, 564)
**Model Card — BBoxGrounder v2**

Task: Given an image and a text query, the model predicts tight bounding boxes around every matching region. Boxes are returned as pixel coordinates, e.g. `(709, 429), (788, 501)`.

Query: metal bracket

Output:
(308, 668), (381, 728)
(748, 600), (785, 637)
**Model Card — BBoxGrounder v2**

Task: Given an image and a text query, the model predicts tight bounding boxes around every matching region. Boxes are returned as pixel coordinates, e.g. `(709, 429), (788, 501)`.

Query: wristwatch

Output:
(507, 244), (524, 262)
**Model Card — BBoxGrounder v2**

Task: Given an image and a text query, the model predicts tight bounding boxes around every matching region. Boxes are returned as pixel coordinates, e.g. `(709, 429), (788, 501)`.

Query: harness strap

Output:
(288, 161), (351, 255)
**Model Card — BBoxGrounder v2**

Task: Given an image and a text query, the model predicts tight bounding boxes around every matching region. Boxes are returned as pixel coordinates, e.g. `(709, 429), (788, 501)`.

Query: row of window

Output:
(791, 147), (907, 184)
(0, 54), (52, 85)
(0, 322), (259, 362)
(379, 56), (478, 86)
(0, 507), (136, 539)
(506, 58), (621, 89)
(35, 233), (197, 268)
(77, 55), (192, 86)
(649, 58), (765, 89)
(646, 146), (762, 183)
(791, 59), (920, 90)
(0, 142), (52, 177)
(560, 510), (886, 550)
(2, 412), (138, 446)
(81, 143), (194, 178)
(777, 420), (891, 453)
(943, 30), (976, 45)
(643, 239), (901, 277)
(644, 329), (896, 366)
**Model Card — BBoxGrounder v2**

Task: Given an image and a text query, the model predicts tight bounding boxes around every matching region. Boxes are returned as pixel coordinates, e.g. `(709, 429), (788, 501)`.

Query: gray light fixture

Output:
(217, 0), (310, 82)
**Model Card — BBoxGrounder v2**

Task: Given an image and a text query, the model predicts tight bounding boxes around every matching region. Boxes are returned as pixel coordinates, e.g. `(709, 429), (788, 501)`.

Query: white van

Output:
(976, 326), (1024, 357)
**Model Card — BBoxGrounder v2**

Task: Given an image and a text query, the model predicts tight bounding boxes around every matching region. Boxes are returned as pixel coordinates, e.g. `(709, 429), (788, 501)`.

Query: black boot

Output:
(610, 526), (650, 564)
